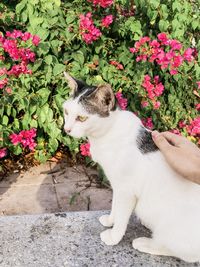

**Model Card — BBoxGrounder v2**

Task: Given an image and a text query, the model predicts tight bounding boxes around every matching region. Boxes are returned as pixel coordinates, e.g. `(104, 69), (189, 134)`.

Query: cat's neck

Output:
(87, 109), (120, 140)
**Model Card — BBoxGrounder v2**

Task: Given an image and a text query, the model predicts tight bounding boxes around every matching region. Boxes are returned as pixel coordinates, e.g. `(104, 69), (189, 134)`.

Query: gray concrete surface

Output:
(0, 210), (199, 267)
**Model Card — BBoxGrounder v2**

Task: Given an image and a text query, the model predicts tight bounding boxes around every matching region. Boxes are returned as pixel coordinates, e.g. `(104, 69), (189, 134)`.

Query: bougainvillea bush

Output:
(0, 0), (200, 169)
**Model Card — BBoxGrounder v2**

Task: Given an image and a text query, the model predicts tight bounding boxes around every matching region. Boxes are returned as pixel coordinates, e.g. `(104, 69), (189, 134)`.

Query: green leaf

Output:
(13, 145), (23, 155)
(2, 115), (8, 126)
(53, 64), (65, 76)
(72, 52), (85, 65)
(45, 55), (53, 65)
(149, 0), (160, 9)
(48, 138), (58, 152)
(29, 16), (44, 28)
(54, 0), (61, 6)
(16, 0), (26, 14)
(172, 1), (182, 12)
(159, 20), (169, 31)
(36, 28), (49, 41)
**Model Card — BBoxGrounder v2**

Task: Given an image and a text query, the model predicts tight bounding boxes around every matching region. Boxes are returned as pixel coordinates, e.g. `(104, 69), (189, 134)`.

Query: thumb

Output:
(152, 131), (172, 153)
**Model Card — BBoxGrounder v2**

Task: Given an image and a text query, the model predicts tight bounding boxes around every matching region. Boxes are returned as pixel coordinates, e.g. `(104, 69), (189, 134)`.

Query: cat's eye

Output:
(64, 109), (68, 115)
(76, 115), (88, 122)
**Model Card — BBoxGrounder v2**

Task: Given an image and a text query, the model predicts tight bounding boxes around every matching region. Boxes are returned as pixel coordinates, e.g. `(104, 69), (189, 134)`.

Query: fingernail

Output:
(152, 130), (159, 139)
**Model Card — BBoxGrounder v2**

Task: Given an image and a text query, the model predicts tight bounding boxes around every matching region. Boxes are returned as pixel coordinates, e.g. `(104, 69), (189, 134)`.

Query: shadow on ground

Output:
(0, 160), (112, 215)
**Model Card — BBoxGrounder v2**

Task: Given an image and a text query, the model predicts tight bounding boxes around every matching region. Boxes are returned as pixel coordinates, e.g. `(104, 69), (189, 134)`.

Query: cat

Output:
(63, 72), (200, 263)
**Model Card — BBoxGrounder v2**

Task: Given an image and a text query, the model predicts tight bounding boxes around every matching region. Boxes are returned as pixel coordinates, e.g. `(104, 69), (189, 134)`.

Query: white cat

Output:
(63, 72), (200, 263)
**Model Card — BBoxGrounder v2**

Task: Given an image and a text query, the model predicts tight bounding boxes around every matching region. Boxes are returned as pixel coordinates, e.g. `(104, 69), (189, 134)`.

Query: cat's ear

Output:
(64, 72), (78, 94)
(64, 72), (86, 95)
(85, 84), (115, 115)
(96, 84), (115, 111)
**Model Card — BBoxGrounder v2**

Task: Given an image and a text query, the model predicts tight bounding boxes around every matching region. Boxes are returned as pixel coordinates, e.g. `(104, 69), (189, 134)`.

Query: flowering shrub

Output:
(0, 0), (200, 170)
(129, 33), (197, 75)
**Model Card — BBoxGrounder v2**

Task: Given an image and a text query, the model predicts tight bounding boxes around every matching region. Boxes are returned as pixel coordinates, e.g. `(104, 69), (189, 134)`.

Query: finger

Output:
(152, 131), (173, 153)
(159, 132), (188, 147)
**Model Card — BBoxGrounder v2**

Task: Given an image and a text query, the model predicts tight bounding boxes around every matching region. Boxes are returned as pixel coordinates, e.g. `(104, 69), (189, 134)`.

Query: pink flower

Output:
(32, 35), (40, 46)
(130, 34), (194, 76)
(178, 120), (186, 128)
(195, 103), (200, 111)
(88, 0), (113, 8)
(197, 81), (200, 89)
(21, 32), (32, 42)
(0, 78), (8, 89)
(142, 75), (164, 100)
(154, 83), (164, 97)
(6, 30), (23, 39)
(186, 117), (200, 136)
(0, 67), (7, 75)
(150, 40), (160, 48)
(183, 48), (194, 62)
(129, 47), (137, 54)
(101, 15), (113, 28)
(169, 39), (182, 50)
(10, 128), (37, 151)
(141, 101), (148, 108)
(10, 133), (22, 145)
(5, 87), (12, 94)
(2, 39), (20, 60)
(157, 32), (168, 44)
(115, 91), (128, 110)
(142, 117), (154, 130)
(109, 60), (124, 70)
(172, 55), (183, 68)
(170, 69), (178, 75)
(80, 142), (91, 157)
(0, 55), (5, 61)
(79, 13), (102, 44)
(153, 101), (161, 109)
(0, 148), (7, 159)
(8, 62), (32, 76)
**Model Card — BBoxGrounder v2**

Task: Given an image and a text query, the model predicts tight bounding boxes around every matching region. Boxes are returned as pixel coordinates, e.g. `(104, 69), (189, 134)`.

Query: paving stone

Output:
(0, 185), (58, 215)
(0, 162), (54, 187)
(0, 162), (111, 215)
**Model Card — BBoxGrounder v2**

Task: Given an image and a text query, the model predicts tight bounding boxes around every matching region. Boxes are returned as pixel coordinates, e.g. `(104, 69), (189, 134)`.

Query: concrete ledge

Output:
(0, 211), (199, 267)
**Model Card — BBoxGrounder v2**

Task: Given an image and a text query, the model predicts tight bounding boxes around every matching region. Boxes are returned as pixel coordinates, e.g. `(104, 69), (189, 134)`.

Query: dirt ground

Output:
(0, 160), (112, 215)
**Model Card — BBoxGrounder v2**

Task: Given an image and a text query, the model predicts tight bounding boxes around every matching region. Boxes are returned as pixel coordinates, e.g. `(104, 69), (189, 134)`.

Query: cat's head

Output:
(63, 72), (116, 138)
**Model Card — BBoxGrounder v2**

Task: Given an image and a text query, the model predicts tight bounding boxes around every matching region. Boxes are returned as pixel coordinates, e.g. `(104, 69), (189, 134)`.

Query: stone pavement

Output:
(0, 210), (199, 267)
(0, 162), (112, 215)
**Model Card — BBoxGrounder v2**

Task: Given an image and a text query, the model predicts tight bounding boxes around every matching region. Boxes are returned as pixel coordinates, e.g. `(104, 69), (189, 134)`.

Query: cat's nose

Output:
(65, 128), (71, 134)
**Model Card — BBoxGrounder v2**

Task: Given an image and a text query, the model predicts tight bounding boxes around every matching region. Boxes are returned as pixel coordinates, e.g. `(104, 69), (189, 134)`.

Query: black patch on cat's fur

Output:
(73, 79), (93, 98)
(136, 126), (158, 154)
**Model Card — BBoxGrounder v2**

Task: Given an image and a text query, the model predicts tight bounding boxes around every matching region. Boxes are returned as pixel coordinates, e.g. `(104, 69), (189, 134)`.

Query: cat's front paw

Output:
(100, 229), (120, 246)
(99, 214), (114, 227)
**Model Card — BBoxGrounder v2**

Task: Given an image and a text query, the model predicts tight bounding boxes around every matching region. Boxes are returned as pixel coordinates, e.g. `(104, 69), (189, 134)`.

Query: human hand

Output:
(152, 131), (200, 185)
